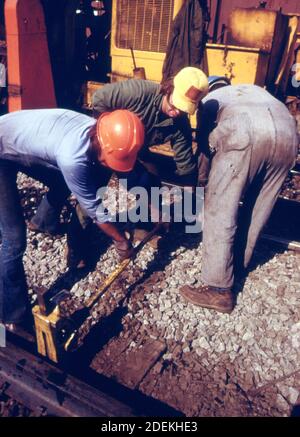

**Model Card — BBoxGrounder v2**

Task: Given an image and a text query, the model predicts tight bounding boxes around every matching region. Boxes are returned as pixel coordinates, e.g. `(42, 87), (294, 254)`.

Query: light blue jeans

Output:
(201, 106), (298, 288)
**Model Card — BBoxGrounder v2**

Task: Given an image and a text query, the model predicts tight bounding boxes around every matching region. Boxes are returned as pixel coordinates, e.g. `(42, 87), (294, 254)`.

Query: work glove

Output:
(114, 238), (134, 261)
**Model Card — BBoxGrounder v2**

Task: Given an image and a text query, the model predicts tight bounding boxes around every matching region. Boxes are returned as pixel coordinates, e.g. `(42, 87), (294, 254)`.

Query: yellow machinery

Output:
(83, 1), (296, 150)
(110, 0), (183, 83)
(33, 224), (161, 362)
(108, 1), (299, 95)
(83, 1), (300, 133)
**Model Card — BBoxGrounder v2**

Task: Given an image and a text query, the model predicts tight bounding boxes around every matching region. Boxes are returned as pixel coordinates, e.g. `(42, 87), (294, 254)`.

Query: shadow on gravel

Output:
(63, 307), (183, 417)
(291, 404), (300, 417)
(45, 226), (112, 298)
(54, 224), (190, 417)
(125, 223), (203, 301)
(233, 240), (286, 298)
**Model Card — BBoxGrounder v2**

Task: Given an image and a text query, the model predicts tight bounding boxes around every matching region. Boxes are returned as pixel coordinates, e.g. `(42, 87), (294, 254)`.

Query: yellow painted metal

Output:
(111, 55), (165, 83)
(110, 0), (185, 82)
(111, 42), (270, 86)
(295, 46), (300, 82)
(32, 304), (61, 363)
(110, 1), (271, 87)
(108, 3), (299, 130)
(206, 43), (270, 86)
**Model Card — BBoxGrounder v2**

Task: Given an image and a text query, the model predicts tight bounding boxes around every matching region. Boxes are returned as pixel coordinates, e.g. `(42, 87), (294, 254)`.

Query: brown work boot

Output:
(180, 285), (235, 314)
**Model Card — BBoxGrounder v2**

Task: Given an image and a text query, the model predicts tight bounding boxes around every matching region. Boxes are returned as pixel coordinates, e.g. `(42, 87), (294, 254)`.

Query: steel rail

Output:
(0, 340), (136, 417)
(261, 234), (300, 252)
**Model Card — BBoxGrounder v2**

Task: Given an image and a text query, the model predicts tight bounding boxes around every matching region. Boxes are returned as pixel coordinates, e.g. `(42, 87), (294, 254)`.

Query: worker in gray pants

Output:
(180, 84), (298, 313)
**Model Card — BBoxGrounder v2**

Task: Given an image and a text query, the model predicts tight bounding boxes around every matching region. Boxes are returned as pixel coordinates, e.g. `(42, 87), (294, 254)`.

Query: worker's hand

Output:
(114, 238), (134, 261)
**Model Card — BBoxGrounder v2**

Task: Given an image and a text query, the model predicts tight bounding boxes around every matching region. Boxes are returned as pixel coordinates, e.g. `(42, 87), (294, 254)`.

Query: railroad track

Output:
(0, 337), (136, 417)
(162, 167), (300, 253)
(260, 167), (300, 250)
(0, 333), (182, 417)
(261, 233), (300, 252)
(0, 168), (299, 417)
(263, 194), (300, 252)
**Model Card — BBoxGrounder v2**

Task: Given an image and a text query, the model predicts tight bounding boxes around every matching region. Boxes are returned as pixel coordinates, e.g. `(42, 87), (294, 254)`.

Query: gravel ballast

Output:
(10, 173), (300, 416)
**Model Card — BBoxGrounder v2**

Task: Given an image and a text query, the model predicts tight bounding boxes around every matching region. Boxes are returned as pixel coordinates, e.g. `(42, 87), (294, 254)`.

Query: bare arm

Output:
(95, 221), (127, 242)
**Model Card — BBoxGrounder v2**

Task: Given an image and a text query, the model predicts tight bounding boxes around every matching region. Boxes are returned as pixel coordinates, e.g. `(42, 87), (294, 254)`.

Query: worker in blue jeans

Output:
(0, 68), (209, 330)
(0, 162), (75, 326)
(0, 108), (146, 330)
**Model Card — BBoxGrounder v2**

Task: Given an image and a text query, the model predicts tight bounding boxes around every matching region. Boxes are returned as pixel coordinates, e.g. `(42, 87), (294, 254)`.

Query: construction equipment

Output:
(32, 289), (73, 363)
(110, 1), (300, 97)
(32, 223), (162, 362)
(63, 222), (162, 353)
(5, 1), (299, 110)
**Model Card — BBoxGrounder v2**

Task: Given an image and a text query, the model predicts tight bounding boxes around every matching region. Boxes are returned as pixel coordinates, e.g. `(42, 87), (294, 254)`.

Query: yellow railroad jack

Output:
(33, 224), (161, 363)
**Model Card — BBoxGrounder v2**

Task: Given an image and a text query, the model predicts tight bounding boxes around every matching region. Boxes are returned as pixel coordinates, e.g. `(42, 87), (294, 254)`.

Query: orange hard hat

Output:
(96, 110), (145, 172)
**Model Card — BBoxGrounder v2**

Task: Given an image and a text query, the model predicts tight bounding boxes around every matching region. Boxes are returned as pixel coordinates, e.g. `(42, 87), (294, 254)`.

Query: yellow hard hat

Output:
(172, 67), (209, 115)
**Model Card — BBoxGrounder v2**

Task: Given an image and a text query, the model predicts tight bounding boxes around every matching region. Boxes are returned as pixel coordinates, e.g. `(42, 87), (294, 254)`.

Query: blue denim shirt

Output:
(0, 108), (108, 221)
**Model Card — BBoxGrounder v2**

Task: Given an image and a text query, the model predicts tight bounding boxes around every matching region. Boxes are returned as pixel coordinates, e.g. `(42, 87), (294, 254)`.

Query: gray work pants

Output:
(201, 105), (298, 289)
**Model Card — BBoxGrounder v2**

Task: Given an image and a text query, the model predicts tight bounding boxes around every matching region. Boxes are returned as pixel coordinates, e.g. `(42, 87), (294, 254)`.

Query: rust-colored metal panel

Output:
(208, 0), (300, 43)
(265, 0), (300, 13)
(5, 0), (56, 112)
(227, 8), (279, 51)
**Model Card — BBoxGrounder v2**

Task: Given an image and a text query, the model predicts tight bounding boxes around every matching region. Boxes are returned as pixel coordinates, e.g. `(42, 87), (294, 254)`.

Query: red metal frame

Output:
(5, 0), (56, 112)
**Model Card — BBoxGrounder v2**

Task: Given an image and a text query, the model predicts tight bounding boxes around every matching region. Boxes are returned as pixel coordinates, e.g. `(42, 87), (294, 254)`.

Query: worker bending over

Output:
(180, 83), (298, 313)
(29, 66), (209, 260)
(0, 108), (146, 330)
(92, 67), (209, 186)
